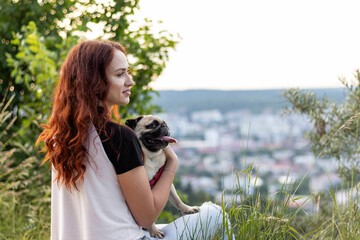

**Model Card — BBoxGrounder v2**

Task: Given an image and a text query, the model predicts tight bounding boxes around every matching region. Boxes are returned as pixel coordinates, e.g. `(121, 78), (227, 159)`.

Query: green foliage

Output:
(0, 95), (50, 239)
(293, 189), (360, 239)
(0, 94), (16, 149)
(0, 151), (51, 239)
(6, 21), (59, 151)
(0, 93), (17, 148)
(282, 73), (360, 178)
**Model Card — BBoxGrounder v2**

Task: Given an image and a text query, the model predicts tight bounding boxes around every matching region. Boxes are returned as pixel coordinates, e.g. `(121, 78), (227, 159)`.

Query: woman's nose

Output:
(126, 76), (135, 86)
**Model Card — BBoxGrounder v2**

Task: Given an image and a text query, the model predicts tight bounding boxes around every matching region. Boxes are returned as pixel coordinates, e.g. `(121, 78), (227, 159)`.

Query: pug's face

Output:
(125, 115), (176, 152)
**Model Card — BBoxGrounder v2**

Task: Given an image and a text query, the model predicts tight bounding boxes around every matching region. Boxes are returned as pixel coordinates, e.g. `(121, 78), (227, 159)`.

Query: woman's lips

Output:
(122, 90), (131, 96)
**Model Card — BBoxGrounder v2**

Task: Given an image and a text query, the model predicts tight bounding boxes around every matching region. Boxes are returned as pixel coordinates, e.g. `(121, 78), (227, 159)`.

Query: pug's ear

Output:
(125, 116), (143, 130)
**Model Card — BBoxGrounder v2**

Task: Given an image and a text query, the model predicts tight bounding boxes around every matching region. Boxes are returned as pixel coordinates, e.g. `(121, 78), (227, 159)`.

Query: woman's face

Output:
(105, 50), (134, 109)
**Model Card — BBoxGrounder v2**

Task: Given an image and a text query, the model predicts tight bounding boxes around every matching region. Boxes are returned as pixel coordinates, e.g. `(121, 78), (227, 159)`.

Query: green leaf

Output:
(15, 75), (23, 84)
(24, 74), (30, 85)
(29, 45), (39, 53)
(10, 38), (20, 45)
(15, 51), (25, 59)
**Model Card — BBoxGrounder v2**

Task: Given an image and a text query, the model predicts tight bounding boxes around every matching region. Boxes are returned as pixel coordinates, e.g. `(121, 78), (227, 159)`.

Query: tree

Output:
(282, 71), (360, 179)
(1, 0), (178, 153)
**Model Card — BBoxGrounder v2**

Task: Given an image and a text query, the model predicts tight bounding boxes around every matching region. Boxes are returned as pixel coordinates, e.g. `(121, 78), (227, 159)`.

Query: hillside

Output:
(152, 88), (346, 114)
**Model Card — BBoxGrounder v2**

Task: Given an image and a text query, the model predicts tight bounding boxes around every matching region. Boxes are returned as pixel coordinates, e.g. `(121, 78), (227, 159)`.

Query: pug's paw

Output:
(148, 224), (165, 239)
(180, 205), (200, 215)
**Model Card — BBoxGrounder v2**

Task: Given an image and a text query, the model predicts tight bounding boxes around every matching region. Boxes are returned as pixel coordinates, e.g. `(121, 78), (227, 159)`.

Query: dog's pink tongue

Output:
(158, 136), (177, 143)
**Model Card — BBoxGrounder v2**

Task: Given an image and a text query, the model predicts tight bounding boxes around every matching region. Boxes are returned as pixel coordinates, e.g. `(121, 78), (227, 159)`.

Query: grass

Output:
(220, 167), (359, 239)
(0, 155), (51, 240)
(0, 95), (50, 239)
(1, 93), (359, 239)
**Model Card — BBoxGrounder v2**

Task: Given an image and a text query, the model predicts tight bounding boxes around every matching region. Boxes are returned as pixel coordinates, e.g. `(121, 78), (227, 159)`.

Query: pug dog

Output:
(125, 115), (200, 238)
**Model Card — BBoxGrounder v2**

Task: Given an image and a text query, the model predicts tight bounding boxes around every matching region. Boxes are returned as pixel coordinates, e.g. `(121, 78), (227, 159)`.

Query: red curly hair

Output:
(36, 40), (126, 191)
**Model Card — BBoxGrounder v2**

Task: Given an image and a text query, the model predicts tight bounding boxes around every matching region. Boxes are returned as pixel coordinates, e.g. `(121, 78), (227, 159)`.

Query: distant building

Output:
(335, 186), (360, 205)
(191, 110), (223, 124)
(181, 175), (217, 194)
(310, 174), (341, 193)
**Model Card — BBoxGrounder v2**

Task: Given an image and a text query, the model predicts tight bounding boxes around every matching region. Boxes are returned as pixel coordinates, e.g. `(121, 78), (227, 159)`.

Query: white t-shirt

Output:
(51, 125), (144, 240)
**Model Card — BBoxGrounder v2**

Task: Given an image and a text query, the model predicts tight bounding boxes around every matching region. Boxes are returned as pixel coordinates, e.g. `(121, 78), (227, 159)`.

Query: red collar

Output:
(149, 166), (165, 188)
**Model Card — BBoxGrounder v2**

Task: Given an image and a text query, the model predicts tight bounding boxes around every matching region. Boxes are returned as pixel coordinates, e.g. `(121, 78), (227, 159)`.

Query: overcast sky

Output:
(134, 0), (360, 90)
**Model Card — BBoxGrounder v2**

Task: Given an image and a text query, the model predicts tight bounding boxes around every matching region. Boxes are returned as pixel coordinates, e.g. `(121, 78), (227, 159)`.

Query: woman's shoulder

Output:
(105, 121), (138, 140)
(99, 121), (143, 174)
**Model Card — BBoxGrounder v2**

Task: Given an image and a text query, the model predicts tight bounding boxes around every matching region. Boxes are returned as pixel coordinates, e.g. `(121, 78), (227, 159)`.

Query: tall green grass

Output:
(0, 95), (50, 239)
(211, 164), (360, 239)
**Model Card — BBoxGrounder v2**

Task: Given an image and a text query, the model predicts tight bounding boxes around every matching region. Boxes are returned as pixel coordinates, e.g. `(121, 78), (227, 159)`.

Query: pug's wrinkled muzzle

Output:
(141, 126), (177, 152)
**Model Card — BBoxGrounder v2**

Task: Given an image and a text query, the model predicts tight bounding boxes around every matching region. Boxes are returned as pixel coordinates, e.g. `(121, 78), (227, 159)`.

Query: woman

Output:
(37, 40), (231, 240)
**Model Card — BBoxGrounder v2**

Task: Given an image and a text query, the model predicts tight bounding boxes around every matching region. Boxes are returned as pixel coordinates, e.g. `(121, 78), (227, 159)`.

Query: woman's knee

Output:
(199, 202), (224, 220)
(158, 202), (233, 240)
(198, 202), (233, 239)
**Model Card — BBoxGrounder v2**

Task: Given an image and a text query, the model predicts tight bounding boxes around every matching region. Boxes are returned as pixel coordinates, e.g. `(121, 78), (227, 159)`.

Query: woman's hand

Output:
(163, 146), (178, 172)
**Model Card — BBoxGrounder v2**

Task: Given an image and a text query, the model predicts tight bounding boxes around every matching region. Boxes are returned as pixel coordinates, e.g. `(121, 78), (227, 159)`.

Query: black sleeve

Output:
(98, 121), (144, 174)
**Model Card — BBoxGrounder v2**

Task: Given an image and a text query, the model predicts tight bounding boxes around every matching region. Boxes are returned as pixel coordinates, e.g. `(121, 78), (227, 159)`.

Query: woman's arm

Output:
(117, 146), (178, 228)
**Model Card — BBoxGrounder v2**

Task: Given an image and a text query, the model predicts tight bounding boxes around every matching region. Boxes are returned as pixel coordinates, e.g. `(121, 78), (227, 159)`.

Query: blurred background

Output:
(1, 0), (360, 238)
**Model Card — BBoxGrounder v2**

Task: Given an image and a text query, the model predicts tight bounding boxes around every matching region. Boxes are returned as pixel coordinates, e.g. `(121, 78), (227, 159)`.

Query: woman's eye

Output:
(117, 69), (131, 77)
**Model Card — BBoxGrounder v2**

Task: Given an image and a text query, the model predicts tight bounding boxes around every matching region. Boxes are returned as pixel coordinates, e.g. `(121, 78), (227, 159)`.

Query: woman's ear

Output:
(125, 116), (143, 130)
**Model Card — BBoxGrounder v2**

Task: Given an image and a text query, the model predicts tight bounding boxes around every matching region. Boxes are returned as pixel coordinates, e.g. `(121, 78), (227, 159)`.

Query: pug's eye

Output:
(146, 121), (159, 129)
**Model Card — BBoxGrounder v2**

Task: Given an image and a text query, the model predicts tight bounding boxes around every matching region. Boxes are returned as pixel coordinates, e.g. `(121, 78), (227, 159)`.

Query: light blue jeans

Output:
(141, 202), (234, 240)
